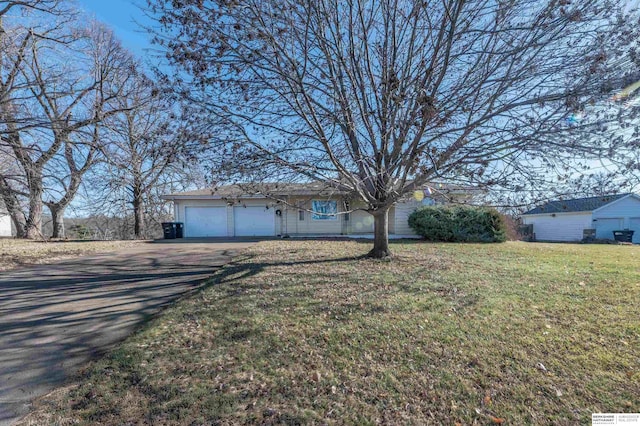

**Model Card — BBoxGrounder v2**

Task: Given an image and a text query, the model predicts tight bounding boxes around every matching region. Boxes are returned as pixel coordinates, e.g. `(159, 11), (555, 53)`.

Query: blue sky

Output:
(75, 0), (153, 57)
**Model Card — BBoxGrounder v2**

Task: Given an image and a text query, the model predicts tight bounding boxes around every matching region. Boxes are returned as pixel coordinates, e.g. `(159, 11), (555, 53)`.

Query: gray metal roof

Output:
(523, 193), (632, 215)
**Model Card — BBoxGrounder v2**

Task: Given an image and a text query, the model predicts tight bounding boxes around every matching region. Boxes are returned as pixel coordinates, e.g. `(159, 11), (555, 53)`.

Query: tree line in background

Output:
(0, 0), (204, 240)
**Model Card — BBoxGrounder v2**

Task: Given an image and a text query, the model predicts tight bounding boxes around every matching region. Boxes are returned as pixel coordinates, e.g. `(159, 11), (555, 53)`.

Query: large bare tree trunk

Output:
(49, 205), (65, 238)
(46, 141), (97, 239)
(24, 181), (43, 239)
(368, 207), (391, 259)
(11, 214), (26, 238)
(132, 183), (144, 239)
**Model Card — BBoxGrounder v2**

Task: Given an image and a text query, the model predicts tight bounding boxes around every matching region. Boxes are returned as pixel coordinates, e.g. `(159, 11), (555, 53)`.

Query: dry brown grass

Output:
(22, 240), (640, 425)
(0, 238), (144, 272)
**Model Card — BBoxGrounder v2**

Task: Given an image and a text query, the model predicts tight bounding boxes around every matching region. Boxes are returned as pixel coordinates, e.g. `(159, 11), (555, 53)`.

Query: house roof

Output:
(523, 193), (632, 215)
(164, 181), (476, 201)
(164, 182), (350, 200)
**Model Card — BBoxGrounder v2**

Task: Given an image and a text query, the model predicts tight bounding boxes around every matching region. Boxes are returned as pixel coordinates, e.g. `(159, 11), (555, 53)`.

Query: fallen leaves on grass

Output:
(21, 241), (640, 425)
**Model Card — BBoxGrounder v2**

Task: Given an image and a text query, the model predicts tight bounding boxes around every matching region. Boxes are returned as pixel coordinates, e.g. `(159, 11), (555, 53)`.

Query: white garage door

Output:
(630, 218), (640, 244)
(234, 206), (275, 236)
(184, 206), (227, 237)
(595, 217), (624, 240)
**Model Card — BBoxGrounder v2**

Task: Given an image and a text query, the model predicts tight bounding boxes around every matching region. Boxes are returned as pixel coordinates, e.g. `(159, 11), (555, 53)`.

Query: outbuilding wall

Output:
(522, 212), (593, 242)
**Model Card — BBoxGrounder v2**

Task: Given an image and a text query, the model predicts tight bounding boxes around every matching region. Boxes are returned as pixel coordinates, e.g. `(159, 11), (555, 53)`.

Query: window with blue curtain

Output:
(312, 200), (337, 220)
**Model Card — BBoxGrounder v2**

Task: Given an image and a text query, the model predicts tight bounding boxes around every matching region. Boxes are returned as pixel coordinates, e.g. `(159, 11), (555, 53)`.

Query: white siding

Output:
(393, 199), (421, 236)
(283, 197), (343, 235)
(0, 212), (11, 237)
(348, 199), (374, 234)
(174, 201), (180, 222)
(522, 212), (592, 242)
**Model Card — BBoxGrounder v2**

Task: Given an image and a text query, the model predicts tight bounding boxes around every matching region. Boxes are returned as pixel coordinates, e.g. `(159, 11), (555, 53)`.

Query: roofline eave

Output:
(522, 210), (593, 216)
(591, 193), (639, 214)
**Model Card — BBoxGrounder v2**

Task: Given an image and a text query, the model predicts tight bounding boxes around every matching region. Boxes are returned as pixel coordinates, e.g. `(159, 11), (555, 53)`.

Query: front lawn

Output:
(24, 241), (640, 425)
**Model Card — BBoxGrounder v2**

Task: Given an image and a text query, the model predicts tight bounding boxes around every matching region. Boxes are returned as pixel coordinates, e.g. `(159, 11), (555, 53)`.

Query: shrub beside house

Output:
(408, 206), (507, 243)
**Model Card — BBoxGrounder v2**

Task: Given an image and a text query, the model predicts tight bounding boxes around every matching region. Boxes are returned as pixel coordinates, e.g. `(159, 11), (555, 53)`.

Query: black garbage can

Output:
(175, 222), (184, 238)
(162, 222), (176, 239)
(613, 230), (634, 243)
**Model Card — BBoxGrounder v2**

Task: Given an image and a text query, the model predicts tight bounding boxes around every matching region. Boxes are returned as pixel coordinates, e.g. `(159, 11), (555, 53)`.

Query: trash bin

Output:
(175, 222), (184, 238)
(612, 230), (634, 243)
(162, 222), (176, 239)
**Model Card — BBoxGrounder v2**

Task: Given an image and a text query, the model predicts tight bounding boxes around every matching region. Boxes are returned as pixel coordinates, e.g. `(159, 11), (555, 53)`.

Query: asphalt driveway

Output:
(0, 241), (254, 425)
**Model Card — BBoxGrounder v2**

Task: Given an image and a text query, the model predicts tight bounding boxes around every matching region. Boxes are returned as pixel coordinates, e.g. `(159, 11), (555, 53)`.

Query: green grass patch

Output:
(24, 241), (640, 425)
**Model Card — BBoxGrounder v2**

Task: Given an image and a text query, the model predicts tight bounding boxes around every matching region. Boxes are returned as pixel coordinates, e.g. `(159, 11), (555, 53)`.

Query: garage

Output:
(233, 206), (275, 236)
(184, 206), (227, 237)
(522, 194), (640, 242)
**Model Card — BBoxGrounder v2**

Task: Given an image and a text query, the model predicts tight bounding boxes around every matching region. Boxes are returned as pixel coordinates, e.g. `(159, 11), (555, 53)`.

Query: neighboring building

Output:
(0, 203), (11, 237)
(163, 182), (469, 238)
(521, 193), (640, 243)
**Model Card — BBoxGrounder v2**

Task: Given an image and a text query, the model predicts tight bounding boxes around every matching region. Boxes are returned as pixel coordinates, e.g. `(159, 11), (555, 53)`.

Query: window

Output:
(312, 200), (338, 220)
(299, 210), (304, 221)
(422, 197), (436, 206)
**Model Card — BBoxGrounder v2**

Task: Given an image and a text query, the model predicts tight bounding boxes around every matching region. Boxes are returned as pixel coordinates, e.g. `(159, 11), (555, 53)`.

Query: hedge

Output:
(408, 205), (507, 243)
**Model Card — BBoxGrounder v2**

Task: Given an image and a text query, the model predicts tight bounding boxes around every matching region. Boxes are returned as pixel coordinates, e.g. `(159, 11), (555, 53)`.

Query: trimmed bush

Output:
(408, 205), (507, 243)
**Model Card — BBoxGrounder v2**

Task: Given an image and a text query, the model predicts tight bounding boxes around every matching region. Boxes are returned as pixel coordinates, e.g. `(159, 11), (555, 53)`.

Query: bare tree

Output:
(0, 4), (71, 238)
(39, 24), (136, 238)
(0, 5), (135, 238)
(100, 72), (193, 239)
(148, 0), (640, 257)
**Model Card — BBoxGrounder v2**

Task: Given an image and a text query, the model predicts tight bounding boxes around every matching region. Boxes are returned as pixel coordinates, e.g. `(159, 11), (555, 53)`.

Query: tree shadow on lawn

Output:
(199, 253), (374, 314)
(201, 249), (456, 322)
(208, 253), (367, 287)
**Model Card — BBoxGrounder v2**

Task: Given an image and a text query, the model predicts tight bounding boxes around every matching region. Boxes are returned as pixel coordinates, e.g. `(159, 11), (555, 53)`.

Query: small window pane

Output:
(299, 210), (304, 221)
